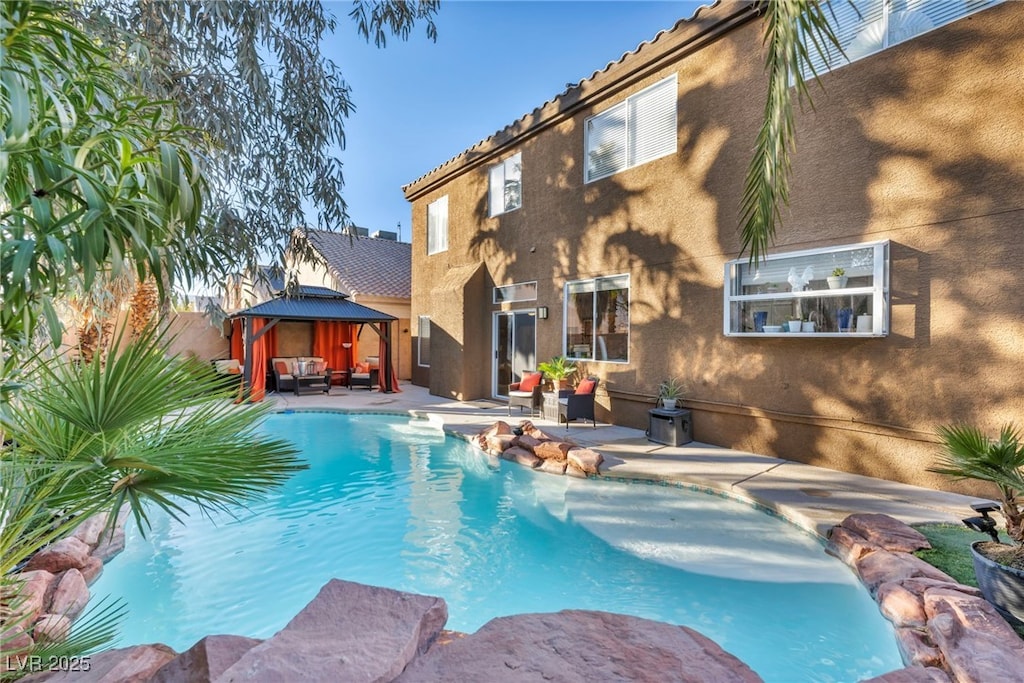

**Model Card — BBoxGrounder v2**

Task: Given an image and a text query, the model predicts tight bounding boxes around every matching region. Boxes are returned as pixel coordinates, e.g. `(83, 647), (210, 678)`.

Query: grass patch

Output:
(913, 523), (979, 587)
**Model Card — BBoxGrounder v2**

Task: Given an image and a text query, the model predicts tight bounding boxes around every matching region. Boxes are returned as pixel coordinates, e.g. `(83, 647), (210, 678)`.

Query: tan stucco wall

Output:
(164, 312), (229, 361)
(407, 3), (1024, 491)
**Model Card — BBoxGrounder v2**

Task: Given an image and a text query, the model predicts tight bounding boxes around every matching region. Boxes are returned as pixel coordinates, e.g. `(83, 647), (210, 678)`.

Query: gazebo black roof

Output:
(231, 286), (396, 322)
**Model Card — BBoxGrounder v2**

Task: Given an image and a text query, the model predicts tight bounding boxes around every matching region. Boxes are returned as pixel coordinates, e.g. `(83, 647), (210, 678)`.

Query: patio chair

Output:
(349, 361), (380, 390)
(507, 371), (543, 417)
(559, 376), (599, 429)
(272, 359), (297, 393)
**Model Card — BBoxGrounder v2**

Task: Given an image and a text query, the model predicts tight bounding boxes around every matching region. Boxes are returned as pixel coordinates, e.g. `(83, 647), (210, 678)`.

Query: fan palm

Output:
(929, 424), (1024, 545)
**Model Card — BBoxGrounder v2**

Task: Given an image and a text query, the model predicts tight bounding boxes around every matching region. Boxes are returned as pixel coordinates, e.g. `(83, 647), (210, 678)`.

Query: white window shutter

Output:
(627, 78), (676, 167)
(585, 103), (627, 182)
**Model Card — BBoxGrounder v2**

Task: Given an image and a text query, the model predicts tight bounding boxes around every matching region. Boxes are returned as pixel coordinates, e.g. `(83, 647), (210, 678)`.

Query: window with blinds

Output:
(488, 153), (522, 217)
(802, 0), (1002, 78)
(584, 75), (677, 183)
(427, 196), (448, 255)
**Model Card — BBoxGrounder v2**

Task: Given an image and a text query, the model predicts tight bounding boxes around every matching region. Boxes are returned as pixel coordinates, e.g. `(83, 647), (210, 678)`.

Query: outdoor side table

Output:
(647, 408), (693, 446)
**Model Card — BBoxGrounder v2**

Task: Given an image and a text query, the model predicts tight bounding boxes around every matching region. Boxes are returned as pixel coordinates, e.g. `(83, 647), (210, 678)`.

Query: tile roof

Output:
(305, 229), (412, 299)
(232, 290), (396, 322)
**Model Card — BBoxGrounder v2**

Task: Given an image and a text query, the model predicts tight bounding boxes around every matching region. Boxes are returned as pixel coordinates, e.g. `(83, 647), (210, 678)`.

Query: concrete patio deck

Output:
(267, 383), (982, 538)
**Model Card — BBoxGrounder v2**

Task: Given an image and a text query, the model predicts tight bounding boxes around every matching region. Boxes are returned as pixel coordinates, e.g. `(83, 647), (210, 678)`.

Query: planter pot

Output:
(827, 276), (848, 289)
(787, 321), (802, 333)
(971, 541), (1024, 627)
(660, 398), (678, 410)
(801, 322), (816, 333)
(856, 314), (873, 333)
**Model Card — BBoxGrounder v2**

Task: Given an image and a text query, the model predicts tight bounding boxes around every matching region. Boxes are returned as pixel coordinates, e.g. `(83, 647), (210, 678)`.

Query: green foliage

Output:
(537, 355), (577, 381)
(739, 0), (843, 264)
(1, 1), (210, 362)
(929, 424), (1024, 544)
(658, 377), (686, 400)
(914, 524), (981, 588)
(831, 267), (845, 277)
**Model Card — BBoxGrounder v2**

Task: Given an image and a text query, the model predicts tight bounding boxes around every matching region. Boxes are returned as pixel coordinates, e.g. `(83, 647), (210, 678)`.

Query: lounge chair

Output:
(349, 358), (380, 390)
(559, 376), (599, 428)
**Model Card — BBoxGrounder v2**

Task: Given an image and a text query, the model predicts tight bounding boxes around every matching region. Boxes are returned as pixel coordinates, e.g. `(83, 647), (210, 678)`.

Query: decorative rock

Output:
(523, 424), (564, 444)
(80, 556), (104, 585)
(501, 446), (542, 468)
(150, 635), (262, 683)
(894, 627), (943, 668)
(24, 537), (92, 574)
(33, 614), (71, 643)
(860, 665), (951, 682)
(8, 570), (56, 623)
(565, 463), (589, 479)
(925, 587), (1024, 683)
(1, 627), (34, 669)
(538, 459), (568, 475)
(20, 644), (178, 683)
(92, 527), (126, 563)
(395, 610), (763, 683)
(877, 581), (927, 627)
(71, 513), (110, 549)
(217, 579), (447, 683)
(486, 433), (516, 451)
(855, 551), (956, 595)
(840, 513), (931, 553)
(49, 569), (90, 621)
(510, 433), (543, 453)
(533, 440), (572, 461)
(567, 447), (603, 475)
(901, 577), (983, 599)
(825, 526), (882, 567)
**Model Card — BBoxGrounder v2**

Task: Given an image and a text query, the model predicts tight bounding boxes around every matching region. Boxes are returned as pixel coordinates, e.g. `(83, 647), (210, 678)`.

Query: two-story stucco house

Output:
(402, 0), (1023, 490)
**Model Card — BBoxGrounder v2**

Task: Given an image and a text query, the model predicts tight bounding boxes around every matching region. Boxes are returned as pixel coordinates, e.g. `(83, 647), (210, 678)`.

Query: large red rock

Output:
(8, 570), (56, 623)
(533, 440), (572, 461)
(1, 627), (34, 670)
(151, 635), (261, 683)
(538, 458), (568, 475)
(484, 433), (516, 456)
(395, 610), (763, 682)
(33, 615), (71, 643)
(840, 513), (931, 553)
(567, 447), (604, 475)
(91, 526), (126, 563)
(215, 579), (447, 683)
(924, 587), (1024, 682)
(900, 577), (983, 599)
(825, 526), (882, 567)
(877, 581), (927, 627)
(859, 666), (951, 682)
(510, 433), (544, 453)
(523, 423), (565, 443)
(893, 627), (943, 668)
(49, 569), (89, 621)
(501, 446), (542, 468)
(80, 556), (104, 585)
(24, 537), (92, 574)
(71, 513), (110, 549)
(855, 551), (955, 595)
(21, 644), (178, 682)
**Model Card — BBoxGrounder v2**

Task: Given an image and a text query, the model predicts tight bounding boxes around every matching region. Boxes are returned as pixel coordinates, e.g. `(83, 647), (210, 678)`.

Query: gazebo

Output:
(230, 286), (399, 398)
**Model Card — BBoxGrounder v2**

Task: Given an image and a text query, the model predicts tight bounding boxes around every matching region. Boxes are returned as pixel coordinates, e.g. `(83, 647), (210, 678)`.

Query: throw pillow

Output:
(575, 378), (596, 395)
(519, 372), (542, 392)
(275, 361), (289, 375)
(355, 362), (369, 374)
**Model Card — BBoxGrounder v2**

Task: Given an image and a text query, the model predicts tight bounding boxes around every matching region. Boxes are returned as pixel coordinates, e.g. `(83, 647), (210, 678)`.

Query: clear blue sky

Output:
(323, 1), (705, 240)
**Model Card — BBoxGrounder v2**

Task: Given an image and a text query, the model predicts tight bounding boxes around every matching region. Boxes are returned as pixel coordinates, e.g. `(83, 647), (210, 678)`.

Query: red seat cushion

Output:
(575, 378), (596, 395)
(275, 361), (290, 375)
(518, 372), (542, 392)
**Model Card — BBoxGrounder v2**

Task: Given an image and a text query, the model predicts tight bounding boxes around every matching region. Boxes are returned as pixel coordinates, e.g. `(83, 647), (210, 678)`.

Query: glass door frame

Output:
(491, 309), (538, 400)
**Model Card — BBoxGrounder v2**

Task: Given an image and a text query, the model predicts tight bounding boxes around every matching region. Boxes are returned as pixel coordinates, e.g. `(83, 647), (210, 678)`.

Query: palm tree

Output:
(740, 0), (844, 264)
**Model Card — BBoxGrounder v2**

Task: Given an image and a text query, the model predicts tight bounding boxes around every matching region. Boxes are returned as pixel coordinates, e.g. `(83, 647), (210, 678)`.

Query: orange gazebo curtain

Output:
(230, 318), (243, 363)
(313, 321), (354, 374)
(378, 331), (401, 393)
(249, 317), (277, 402)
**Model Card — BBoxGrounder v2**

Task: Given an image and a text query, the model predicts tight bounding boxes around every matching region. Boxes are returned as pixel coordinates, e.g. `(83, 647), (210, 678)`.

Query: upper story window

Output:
(803, 0), (1003, 78)
(427, 196), (448, 255)
(564, 274), (630, 362)
(493, 281), (537, 304)
(489, 153), (522, 217)
(584, 75), (677, 183)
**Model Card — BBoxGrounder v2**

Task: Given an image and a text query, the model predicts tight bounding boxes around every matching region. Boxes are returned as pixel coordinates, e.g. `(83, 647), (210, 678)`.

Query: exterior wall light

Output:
(537, 306), (549, 319)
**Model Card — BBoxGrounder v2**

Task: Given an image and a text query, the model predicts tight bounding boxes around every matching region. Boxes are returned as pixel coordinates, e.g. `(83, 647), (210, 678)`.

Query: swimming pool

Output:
(91, 412), (901, 682)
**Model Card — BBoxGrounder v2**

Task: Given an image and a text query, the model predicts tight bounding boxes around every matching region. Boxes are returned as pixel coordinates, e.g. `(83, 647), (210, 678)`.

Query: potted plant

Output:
(929, 423), (1024, 626)
(658, 377), (686, 410)
(538, 355), (577, 391)
(827, 267), (848, 290)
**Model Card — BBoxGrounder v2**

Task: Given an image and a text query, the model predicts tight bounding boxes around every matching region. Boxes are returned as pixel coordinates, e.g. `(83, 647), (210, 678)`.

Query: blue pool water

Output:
(92, 412), (901, 682)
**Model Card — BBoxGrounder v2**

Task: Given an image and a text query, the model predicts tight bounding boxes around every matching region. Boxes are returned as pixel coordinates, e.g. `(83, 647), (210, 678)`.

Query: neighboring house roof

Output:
(304, 229), (412, 299)
(257, 265), (286, 293)
(232, 288), (396, 322)
(402, 1), (754, 199)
